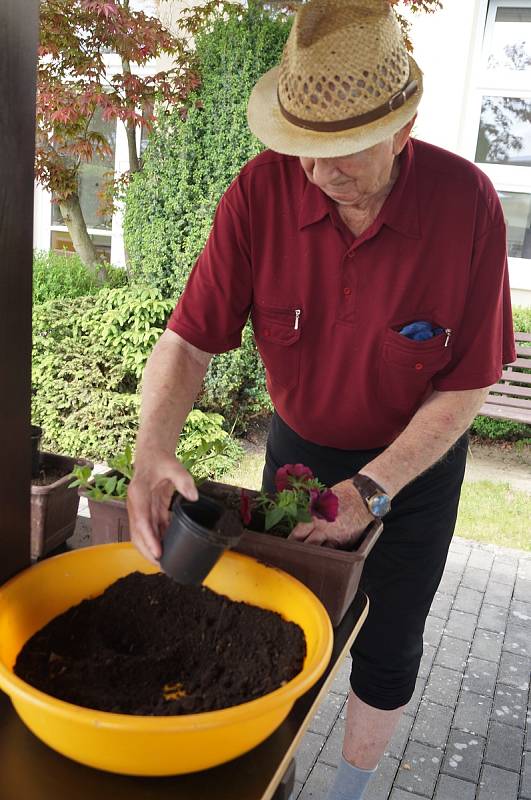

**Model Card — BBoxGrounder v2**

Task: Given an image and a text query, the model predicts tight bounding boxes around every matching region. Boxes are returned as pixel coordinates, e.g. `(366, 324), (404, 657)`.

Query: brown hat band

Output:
(277, 77), (419, 133)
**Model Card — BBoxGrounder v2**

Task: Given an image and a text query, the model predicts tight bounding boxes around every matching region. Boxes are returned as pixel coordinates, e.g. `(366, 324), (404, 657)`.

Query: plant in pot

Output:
(30, 424), (93, 561)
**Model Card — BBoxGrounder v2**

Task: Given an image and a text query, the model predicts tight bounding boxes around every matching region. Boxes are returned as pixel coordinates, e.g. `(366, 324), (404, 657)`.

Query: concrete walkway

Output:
(294, 537), (531, 800)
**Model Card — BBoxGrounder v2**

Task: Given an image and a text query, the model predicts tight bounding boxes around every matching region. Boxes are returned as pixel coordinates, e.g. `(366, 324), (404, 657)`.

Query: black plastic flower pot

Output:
(160, 493), (243, 586)
(31, 425), (43, 479)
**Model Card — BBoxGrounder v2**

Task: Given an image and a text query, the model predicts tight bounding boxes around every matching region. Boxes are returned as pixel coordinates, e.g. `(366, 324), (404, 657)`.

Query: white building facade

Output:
(33, 0), (531, 305)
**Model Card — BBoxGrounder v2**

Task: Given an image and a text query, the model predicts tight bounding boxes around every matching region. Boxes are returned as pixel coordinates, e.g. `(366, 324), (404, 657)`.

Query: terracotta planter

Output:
(79, 472), (130, 544)
(81, 476), (383, 626)
(201, 480), (383, 627)
(31, 452), (93, 561)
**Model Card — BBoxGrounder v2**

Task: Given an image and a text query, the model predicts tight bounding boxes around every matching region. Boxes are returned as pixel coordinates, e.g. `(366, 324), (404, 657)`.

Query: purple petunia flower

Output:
(309, 489), (339, 522)
(275, 463), (314, 492)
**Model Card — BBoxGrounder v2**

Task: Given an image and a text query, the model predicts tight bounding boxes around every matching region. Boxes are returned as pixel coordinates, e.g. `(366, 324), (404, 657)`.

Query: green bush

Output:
(471, 305), (531, 441)
(124, 7), (290, 295)
(32, 287), (243, 467)
(33, 249), (127, 303)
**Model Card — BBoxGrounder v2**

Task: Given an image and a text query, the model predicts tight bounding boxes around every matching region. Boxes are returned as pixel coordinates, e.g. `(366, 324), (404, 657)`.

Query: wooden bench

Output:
(479, 332), (531, 425)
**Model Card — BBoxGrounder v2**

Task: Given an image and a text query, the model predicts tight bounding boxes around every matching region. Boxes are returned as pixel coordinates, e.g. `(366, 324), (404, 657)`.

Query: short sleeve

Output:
(166, 180), (252, 353)
(433, 223), (516, 391)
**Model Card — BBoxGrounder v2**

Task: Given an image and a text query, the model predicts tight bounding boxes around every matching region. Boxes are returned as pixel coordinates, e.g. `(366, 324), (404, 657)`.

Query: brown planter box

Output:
(79, 471), (130, 544)
(80, 476), (382, 627)
(201, 481), (382, 627)
(31, 452), (93, 561)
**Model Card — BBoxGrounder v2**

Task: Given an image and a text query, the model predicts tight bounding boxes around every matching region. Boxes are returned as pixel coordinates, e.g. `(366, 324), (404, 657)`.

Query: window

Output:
(50, 106), (117, 260)
(465, 0), (531, 288)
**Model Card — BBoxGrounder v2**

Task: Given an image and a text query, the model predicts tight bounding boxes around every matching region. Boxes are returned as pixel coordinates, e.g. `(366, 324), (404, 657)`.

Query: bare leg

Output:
(342, 689), (406, 768)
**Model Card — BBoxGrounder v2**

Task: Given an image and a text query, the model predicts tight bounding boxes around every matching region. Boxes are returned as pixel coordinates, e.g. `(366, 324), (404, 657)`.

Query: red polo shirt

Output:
(167, 139), (515, 449)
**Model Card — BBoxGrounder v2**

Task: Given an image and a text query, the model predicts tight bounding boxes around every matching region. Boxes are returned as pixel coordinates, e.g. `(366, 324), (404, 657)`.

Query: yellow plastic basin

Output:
(0, 543), (332, 775)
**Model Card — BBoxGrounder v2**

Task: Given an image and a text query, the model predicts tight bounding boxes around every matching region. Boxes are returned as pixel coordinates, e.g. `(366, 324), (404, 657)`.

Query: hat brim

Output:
(247, 56), (423, 158)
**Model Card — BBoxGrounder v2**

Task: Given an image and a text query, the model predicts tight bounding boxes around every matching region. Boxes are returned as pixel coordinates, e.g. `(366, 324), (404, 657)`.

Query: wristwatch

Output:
(351, 474), (391, 519)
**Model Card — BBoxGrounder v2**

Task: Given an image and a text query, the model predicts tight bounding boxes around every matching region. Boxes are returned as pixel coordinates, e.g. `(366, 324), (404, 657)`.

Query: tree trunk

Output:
(125, 118), (140, 174)
(58, 194), (107, 282)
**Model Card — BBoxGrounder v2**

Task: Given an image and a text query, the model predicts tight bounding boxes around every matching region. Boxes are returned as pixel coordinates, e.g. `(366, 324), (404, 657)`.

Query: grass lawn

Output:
(223, 452), (530, 552)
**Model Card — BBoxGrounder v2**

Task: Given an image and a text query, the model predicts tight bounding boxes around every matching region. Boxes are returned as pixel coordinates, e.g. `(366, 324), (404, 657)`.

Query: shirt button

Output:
(343, 287), (352, 296)
(415, 362), (424, 371)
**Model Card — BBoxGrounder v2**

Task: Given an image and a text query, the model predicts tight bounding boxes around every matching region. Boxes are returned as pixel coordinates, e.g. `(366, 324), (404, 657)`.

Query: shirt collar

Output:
(298, 138), (421, 239)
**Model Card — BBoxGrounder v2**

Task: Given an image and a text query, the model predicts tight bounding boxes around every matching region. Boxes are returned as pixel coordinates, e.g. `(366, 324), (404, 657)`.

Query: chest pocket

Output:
(379, 326), (452, 412)
(251, 304), (302, 391)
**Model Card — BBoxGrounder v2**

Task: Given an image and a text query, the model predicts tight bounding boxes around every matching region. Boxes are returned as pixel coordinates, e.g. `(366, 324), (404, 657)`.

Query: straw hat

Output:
(247, 0), (423, 158)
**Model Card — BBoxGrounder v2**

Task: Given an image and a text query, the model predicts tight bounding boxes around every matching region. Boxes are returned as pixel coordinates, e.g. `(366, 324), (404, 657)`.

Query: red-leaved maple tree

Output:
(37, 0), (198, 274)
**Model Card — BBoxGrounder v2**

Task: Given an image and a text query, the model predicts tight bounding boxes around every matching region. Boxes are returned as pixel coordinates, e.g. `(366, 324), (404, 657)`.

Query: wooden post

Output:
(0, 0), (39, 582)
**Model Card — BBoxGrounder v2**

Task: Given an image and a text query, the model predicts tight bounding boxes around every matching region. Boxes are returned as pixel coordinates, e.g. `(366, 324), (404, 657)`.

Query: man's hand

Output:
(289, 479), (373, 548)
(127, 452), (198, 566)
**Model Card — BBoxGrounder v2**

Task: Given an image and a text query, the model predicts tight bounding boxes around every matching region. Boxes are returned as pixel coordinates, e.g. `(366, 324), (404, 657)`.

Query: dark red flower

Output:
(275, 463), (314, 492)
(309, 489), (339, 522)
(240, 489), (252, 526)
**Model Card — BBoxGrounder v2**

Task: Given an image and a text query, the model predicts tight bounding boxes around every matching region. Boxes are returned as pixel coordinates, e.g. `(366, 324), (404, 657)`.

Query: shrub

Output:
(33, 249), (127, 303)
(123, 7), (290, 295)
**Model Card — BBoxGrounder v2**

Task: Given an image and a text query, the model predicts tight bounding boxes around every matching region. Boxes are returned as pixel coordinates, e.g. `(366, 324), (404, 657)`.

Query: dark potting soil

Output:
(31, 466), (71, 486)
(15, 572), (306, 716)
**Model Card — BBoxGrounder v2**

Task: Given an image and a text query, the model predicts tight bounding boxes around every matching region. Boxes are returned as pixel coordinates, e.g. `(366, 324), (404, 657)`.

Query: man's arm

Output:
(127, 329), (213, 564)
(291, 387), (489, 547)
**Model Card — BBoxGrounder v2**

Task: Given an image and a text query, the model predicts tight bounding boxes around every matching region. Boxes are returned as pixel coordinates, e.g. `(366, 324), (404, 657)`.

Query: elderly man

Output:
(128, 0), (515, 797)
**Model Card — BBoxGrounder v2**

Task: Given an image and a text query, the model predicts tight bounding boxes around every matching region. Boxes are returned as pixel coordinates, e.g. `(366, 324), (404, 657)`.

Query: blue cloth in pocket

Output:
(398, 321), (444, 341)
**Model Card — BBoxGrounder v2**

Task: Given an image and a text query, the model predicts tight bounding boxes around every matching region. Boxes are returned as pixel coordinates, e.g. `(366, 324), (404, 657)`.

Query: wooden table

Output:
(0, 592), (368, 800)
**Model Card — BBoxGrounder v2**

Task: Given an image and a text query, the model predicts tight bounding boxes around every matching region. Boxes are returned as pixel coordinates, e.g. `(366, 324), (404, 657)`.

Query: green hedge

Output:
(471, 304), (531, 441)
(33, 249), (126, 304)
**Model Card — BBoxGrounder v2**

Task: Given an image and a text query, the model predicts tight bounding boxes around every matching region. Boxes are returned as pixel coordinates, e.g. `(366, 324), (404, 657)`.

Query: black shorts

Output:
(263, 412), (468, 711)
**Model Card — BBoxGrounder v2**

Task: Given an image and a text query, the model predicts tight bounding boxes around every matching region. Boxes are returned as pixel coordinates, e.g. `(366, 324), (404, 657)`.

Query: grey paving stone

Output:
(461, 567), (490, 592)
(405, 677), (427, 718)
(450, 538), (472, 555)
(418, 643), (437, 679)
(445, 549), (469, 573)
(454, 690), (493, 737)
(484, 721), (524, 772)
(509, 599), (531, 627)
(434, 774), (477, 800)
(424, 665), (462, 707)
(411, 700), (453, 748)
(468, 549), (495, 571)
(514, 577), (531, 602)
(435, 635), (470, 671)
(478, 603), (509, 634)
(364, 755), (400, 800)
(389, 789), (426, 800)
(441, 729), (485, 782)
(454, 586), (484, 615)
(298, 760), (335, 799)
(503, 623), (530, 657)
(309, 691), (345, 736)
(385, 712), (414, 760)
(319, 715), (345, 767)
(491, 684), (528, 728)
(498, 651), (530, 691)
(484, 580), (513, 608)
(490, 558), (518, 586)
(394, 740), (443, 796)
(470, 628), (504, 663)
(521, 750), (531, 799)
(424, 614), (445, 648)
(445, 609), (478, 641)
(329, 656), (350, 696)
(463, 657), (498, 697)
(294, 730), (325, 783)
(292, 779), (303, 798)
(430, 592), (453, 621)
(517, 558), (531, 581)
(438, 571), (461, 596)
(477, 763), (519, 800)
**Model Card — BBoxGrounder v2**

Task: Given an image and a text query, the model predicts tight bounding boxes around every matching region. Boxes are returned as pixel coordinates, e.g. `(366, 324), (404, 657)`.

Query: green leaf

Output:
(265, 506), (285, 530)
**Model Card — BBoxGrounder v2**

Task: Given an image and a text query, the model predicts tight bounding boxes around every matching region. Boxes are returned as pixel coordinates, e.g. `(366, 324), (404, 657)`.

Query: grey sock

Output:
(325, 755), (377, 800)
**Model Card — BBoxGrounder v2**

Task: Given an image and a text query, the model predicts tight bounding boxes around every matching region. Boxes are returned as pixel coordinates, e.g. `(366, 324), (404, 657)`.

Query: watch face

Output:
(368, 493), (391, 517)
